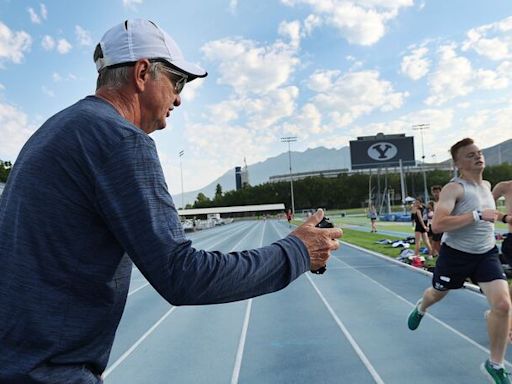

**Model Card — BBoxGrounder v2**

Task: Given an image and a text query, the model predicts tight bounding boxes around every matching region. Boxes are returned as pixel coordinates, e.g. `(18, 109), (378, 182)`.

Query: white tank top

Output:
(442, 177), (496, 253)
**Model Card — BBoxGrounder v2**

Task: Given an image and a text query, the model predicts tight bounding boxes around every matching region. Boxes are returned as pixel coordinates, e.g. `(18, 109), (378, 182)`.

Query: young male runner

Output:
(407, 138), (511, 383)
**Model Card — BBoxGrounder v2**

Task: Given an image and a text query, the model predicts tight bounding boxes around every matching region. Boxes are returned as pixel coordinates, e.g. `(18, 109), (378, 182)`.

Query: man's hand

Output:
(481, 208), (498, 222)
(291, 209), (343, 272)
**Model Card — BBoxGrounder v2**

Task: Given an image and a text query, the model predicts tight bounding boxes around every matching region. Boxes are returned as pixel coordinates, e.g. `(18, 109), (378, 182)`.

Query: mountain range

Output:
(173, 139), (512, 206)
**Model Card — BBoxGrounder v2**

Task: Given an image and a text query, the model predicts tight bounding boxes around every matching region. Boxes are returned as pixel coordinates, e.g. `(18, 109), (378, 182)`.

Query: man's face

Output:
(431, 188), (441, 201)
(140, 65), (184, 134)
(455, 143), (485, 172)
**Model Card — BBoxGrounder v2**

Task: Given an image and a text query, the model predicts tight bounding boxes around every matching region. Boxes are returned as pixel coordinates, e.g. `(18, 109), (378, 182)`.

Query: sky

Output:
(1, 0), (512, 195)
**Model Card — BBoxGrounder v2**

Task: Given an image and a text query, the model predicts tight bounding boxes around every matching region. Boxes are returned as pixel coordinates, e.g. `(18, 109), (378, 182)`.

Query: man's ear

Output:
(133, 59), (151, 92)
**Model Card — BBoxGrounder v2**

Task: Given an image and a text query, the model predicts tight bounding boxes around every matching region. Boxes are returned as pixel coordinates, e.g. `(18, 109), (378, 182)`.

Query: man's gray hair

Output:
(94, 43), (163, 90)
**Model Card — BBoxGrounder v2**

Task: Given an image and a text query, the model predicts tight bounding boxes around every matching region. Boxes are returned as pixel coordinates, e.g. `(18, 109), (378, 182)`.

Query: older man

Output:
(0, 19), (342, 383)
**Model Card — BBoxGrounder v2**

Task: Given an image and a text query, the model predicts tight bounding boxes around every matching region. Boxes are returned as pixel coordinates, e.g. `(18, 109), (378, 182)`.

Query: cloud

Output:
(228, 0), (238, 13)
(0, 22), (32, 64)
(41, 35), (55, 50)
(28, 8), (41, 24)
(462, 16), (512, 61)
(0, 101), (36, 161)
(308, 69), (408, 127)
(122, 0), (143, 9)
(425, 44), (509, 105)
(28, 4), (48, 24)
(401, 46), (430, 80)
(42, 36), (72, 54)
(281, 0), (413, 46)
(201, 30), (300, 95)
(75, 25), (92, 46)
(180, 77), (205, 102)
(41, 86), (55, 97)
(56, 39), (72, 54)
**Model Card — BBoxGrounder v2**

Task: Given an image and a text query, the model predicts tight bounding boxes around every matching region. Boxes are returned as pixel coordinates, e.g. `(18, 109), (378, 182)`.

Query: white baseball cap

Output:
(95, 19), (207, 81)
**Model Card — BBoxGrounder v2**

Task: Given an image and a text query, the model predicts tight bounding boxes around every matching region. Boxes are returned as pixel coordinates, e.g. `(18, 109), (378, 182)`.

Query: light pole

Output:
(281, 136), (297, 216)
(412, 123), (430, 204)
(179, 149), (184, 209)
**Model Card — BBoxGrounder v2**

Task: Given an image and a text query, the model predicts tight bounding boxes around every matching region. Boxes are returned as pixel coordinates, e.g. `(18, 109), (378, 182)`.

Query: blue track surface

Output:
(103, 220), (511, 383)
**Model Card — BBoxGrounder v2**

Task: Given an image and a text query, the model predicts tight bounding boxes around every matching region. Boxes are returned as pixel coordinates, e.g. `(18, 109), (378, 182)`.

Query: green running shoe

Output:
(481, 359), (511, 384)
(407, 299), (424, 331)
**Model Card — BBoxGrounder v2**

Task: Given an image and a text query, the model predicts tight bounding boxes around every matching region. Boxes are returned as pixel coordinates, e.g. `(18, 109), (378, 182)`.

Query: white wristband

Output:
(472, 210), (480, 222)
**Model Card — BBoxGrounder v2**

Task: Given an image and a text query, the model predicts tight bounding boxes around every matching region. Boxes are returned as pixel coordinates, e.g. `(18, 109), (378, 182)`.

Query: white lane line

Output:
(331, 254), (512, 369)
(272, 224), (385, 384)
(231, 220), (266, 384)
(306, 274), (386, 384)
(231, 299), (253, 384)
(128, 282), (150, 296)
(103, 307), (176, 378)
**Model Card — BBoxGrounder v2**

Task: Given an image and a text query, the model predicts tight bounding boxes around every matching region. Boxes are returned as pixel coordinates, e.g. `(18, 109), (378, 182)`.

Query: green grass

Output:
(340, 228), (439, 268)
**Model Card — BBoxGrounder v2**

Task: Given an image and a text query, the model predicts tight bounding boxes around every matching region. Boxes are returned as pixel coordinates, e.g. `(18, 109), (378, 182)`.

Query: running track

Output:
(103, 220), (512, 383)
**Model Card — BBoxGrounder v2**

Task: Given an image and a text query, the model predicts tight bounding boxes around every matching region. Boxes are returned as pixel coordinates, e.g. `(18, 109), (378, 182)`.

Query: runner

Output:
(412, 198), (433, 259)
(407, 138), (511, 384)
(369, 205), (378, 233)
(492, 181), (512, 342)
(430, 185), (443, 257)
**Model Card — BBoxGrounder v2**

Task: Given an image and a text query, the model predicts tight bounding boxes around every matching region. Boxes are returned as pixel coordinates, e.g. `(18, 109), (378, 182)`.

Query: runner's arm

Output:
(431, 182), (474, 233)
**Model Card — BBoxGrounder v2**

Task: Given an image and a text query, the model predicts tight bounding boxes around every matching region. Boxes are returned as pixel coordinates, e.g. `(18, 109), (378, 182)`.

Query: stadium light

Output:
(280, 136), (297, 216)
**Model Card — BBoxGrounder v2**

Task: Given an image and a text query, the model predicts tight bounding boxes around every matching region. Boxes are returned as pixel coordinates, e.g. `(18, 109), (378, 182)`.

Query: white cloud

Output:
(401, 46), (430, 80)
(281, 0), (413, 46)
(180, 77), (205, 102)
(40, 4), (48, 19)
(56, 39), (72, 54)
(0, 22), (32, 64)
(28, 8), (41, 24)
(202, 35), (300, 95)
(461, 106), (512, 150)
(52, 72), (77, 82)
(52, 72), (62, 82)
(41, 35), (55, 50)
(122, 0), (143, 9)
(28, 4), (48, 24)
(0, 102), (36, 161)
(308, 69), (408, 127)
(41, 86), (55, 97)
(228, 0), (238, 13)
(425, 44), (510, 105)
(75, 25), (92, 46)
(278, 20), (301, 48)
(462, 16), (512, 61)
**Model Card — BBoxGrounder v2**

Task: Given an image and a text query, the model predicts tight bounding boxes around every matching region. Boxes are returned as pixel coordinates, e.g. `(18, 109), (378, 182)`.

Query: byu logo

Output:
(368, 142), (398, 161)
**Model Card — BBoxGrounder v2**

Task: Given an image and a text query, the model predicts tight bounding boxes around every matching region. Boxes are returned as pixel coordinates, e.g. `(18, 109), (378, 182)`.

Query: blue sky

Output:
(1, 0), (512, 194)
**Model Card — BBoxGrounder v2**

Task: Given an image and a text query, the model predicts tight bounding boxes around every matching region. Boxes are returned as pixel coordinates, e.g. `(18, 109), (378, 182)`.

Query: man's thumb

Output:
(305, 208), (324, 226)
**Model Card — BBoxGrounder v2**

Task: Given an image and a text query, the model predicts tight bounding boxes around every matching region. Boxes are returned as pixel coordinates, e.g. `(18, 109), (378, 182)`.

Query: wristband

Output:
(503, 214), (509, 224)
(472, 210), (480, 222)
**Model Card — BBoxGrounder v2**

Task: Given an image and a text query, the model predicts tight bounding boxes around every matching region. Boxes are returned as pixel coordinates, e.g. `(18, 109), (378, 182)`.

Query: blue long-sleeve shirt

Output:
(0, 96), (309, 383)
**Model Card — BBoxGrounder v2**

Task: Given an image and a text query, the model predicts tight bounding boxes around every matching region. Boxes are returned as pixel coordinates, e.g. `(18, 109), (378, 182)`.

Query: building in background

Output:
(235, 158), (250, 191)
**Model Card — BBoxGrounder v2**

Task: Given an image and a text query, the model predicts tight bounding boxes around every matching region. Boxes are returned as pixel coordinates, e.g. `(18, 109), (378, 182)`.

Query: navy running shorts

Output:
(432, 244), (506, 291)
(502, 234), (512, 264)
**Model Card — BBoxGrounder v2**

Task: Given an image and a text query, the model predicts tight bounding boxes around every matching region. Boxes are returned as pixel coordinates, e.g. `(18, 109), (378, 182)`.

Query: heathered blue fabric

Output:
(0, 96), (310, 383)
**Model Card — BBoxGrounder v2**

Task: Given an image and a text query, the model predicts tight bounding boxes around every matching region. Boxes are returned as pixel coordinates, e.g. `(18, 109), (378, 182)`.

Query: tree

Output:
(214, 184), (223, 201)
